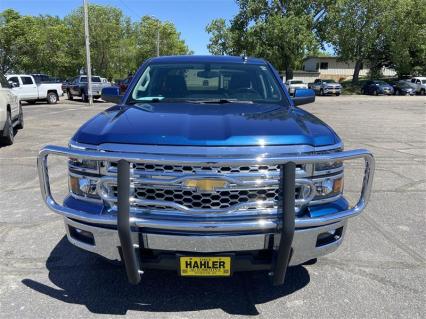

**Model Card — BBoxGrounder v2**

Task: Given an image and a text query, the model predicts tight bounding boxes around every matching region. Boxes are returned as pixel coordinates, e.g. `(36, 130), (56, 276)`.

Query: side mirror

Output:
(101, 86), (121, 104)
(292, 88), (315, 106)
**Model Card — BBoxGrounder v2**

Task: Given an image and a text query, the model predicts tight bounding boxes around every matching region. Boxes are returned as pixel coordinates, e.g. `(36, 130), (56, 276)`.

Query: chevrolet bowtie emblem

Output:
(183, 179), (228, 192)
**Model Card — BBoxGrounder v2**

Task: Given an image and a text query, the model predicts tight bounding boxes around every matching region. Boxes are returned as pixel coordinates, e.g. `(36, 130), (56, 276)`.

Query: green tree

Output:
(206, 0), (326, 78)
(134, 16), (191, 65)
(320, 0), (393, 83)
(0, 9), (24, 74)
(385, 0), (426, 76)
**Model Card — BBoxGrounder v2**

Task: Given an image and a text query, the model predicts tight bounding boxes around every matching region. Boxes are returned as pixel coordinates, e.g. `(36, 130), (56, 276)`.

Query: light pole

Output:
(150, 15), (160, 57)
(83, 0), (93, 106)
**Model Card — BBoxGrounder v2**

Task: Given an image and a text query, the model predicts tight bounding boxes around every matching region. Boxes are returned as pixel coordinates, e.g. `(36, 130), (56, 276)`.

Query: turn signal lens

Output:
(314, 177), (344, 199)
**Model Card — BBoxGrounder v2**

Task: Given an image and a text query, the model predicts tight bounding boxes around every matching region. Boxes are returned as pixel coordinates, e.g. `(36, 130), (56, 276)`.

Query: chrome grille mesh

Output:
(102, 161), (315, 214)
(112, 186), (291, 210)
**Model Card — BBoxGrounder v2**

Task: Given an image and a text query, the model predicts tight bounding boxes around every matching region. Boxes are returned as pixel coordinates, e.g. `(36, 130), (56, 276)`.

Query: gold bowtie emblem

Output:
(183, 179), (228, 192)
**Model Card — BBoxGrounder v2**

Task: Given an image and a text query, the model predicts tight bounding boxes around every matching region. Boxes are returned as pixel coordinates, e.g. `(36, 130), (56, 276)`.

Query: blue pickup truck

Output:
(38, 56), (374, 285)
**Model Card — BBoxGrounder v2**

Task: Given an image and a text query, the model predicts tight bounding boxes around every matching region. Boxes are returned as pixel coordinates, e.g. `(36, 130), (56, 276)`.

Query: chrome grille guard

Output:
(37, 145), (374, 285)
(38, 145), (375, 229)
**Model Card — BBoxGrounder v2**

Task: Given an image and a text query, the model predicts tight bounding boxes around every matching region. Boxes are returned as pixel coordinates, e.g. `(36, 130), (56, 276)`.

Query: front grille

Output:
(110, 186), (300, 210)
(110, 162), (306, 175)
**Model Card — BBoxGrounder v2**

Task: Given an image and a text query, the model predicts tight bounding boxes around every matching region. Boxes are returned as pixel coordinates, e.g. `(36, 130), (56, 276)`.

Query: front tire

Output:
(374, 90), (378, 96)
(16, 104), (24, 130)
(0, 111), (14, 146)
(320, 89), (324, 96)
(47, 92), (58, 104)
(67, 90), (73, 100)
(421, 89), (425, 95)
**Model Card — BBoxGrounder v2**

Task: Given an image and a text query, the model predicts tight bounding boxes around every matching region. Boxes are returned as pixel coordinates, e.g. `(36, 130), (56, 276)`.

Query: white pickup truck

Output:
(285, 79), (308, 95)
(0, 74), (23, 145)
(409, 77), (426, 95)
(6, 74), (63, 104)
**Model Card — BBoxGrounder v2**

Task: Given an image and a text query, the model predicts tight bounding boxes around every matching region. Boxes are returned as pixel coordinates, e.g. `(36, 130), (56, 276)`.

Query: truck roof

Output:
(148, 55), (267, 65)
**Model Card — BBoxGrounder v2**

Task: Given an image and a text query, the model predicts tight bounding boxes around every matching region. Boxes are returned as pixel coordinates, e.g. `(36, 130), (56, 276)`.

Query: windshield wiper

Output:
(190, 99), (254, 104)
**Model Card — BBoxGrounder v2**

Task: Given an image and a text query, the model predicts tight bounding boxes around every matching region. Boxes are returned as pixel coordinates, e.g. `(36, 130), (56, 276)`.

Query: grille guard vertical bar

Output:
(117, 160), (142, 284)
(272, 162), (296, 286)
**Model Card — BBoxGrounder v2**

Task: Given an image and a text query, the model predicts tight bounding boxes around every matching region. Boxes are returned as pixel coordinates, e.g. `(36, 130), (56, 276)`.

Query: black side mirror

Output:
(101, 86), (121, 104)
(292, 88), (315, 106)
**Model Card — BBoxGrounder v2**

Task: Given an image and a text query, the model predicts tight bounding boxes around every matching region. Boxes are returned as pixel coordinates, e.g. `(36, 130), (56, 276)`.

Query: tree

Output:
(206, 0), (325, 78)
(385, 0), (426, 76)
(320, 0), (393, 83)
(134, 16), (191, 65)
(0, 9), (24, 74)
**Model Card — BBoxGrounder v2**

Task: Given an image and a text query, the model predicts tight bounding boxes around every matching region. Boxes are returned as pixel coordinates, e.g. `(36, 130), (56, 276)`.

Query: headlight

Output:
(69, 158), (99, 172)
(69, 175), (100, 199)
(313, 176), (344, 200)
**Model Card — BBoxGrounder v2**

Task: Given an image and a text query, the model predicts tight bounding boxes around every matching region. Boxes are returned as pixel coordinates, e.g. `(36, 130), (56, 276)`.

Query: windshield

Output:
(128, 62), (285, 105)
(374, 81), (387, 85)
(81, 76), (101, 83)
(323, 79), (336, 83)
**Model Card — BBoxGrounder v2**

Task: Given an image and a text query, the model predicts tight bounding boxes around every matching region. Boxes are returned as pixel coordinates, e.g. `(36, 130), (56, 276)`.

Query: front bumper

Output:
(64, 216), (347, 268)
(38, 145), (374, 284)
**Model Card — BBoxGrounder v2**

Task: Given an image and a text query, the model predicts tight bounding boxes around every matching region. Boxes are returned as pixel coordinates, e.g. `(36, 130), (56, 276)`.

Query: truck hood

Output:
(72, 103), (339, 147)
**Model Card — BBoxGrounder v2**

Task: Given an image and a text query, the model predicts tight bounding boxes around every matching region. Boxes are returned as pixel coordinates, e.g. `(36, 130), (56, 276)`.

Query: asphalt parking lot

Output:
(0, 95), (425, 318)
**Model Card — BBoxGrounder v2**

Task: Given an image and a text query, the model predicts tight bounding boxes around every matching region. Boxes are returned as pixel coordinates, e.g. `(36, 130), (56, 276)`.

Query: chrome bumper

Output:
(64, 217), (347, 267)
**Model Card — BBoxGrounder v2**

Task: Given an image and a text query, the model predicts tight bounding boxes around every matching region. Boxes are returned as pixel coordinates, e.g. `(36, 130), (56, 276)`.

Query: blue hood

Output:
(72, 103), (339, 147)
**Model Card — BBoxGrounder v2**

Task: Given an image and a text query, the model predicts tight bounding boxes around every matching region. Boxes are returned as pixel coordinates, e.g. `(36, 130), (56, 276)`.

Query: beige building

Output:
(302, 56), (396, 81)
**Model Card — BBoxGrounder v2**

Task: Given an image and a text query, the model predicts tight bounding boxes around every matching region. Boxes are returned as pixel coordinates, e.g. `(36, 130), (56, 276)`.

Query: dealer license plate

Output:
(180, 256), (231, 277)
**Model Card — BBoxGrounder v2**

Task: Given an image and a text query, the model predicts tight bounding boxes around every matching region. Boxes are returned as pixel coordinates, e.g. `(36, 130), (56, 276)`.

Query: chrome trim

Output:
(38, 145), (374, 230)
(69, 140), (343, 155)
(63, 217), (348, 265)
(144, 233), (270, 252)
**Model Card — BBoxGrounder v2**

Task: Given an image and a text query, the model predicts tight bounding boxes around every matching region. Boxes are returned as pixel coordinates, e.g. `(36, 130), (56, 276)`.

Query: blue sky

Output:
(0, 0), (238, 55)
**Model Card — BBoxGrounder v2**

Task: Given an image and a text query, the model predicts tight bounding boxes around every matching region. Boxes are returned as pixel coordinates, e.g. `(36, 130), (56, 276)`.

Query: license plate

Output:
(180, 256), (231, 277)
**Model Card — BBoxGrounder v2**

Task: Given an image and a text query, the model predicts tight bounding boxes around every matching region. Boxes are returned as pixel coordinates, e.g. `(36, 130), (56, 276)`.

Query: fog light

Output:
(69, 225), (95, 245)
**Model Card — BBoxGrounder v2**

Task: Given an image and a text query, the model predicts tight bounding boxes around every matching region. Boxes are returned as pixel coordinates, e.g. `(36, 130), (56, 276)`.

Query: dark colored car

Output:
(66, 75), (106, 102)
(361, 80), (394, 95)
(391, 80), (416, 95)
(118, 76), (133, 94)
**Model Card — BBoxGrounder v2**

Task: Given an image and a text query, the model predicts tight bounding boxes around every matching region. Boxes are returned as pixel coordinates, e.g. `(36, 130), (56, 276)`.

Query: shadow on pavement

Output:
(22, 237), (310, 315)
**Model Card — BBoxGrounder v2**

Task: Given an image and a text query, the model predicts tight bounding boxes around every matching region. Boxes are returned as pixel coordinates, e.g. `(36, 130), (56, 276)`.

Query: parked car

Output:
(31, 74), (56, 84)
(118, 75), (133, 94)
(361, 80), (394, 95)
(37, 55), (374, 285)
(0, 74), (23, 145)
(65, 75), (108, 102)
(285, 79), (308, 95)
(391, 80), (416, 95)
(309, 79), (342, 96)
(6, 74), (63, 104)
(409, 77), (426, 95)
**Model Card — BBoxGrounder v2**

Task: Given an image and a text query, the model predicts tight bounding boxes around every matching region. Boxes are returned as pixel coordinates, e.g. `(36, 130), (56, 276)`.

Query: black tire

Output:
(81, 91), (88, 102)
(336, 93), (340, 96)
(360, 88), (365, 95)
(47, 92), (58, 104)
(0, 111), (14, 146)
(373, 89), (378, 96)
(67, 90), (73, 100)
(302, 258), (318, 265)
(421, 89), (425, 95)
(320, 89), (324, 96)
(16, 104), (24, 130)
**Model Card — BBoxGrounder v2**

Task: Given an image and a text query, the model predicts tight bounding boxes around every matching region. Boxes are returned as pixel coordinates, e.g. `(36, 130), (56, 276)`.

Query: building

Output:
(302, 56), (396, 81)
